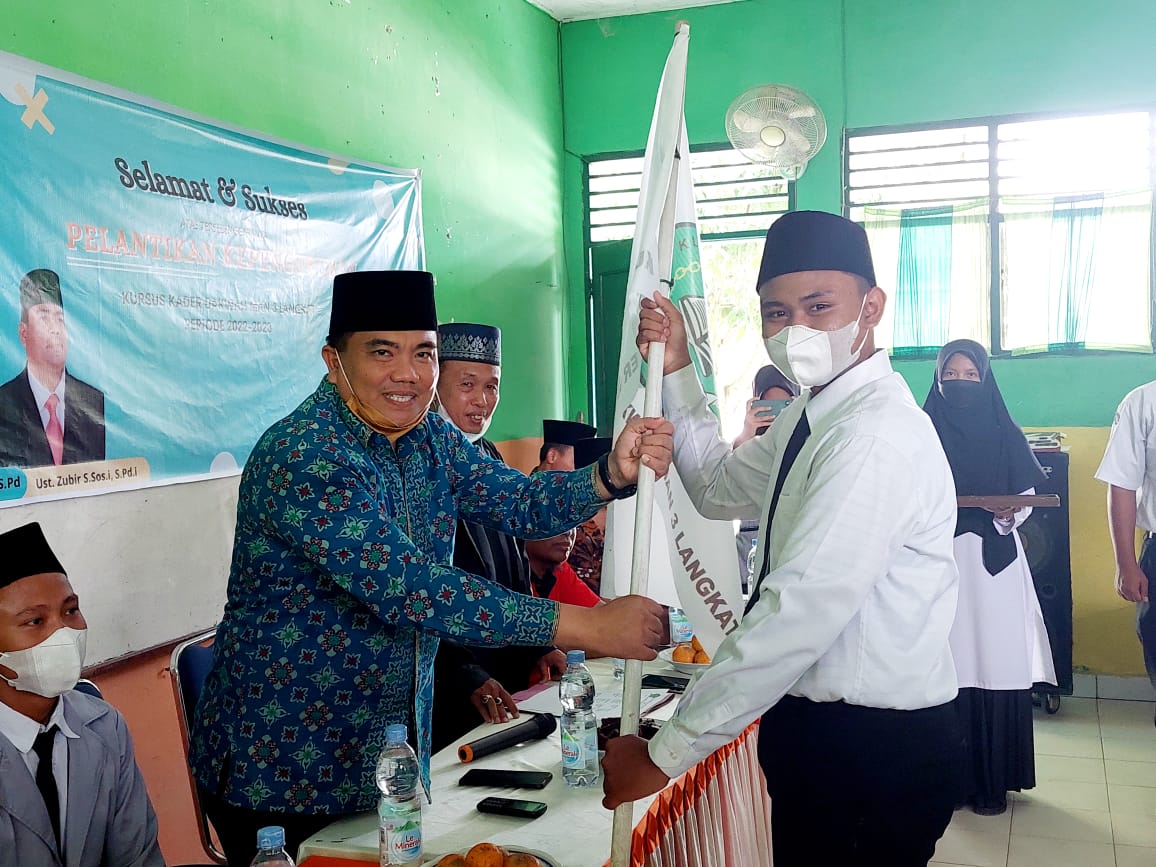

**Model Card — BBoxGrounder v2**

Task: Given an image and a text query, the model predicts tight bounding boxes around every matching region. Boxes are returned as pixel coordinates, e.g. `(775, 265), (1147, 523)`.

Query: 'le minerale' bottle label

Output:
(561, 727), (584, 769)
(379, 817), (422, 864)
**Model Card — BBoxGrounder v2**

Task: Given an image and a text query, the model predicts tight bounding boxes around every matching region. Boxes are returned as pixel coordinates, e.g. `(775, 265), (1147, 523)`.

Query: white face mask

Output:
(0, 627), (87, 698)
(436, 402), (489, 444)
(763, 296), (868, 388)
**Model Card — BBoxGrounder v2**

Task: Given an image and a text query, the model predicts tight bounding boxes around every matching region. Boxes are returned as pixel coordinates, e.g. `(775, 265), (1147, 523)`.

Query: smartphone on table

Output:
(459, 769), (553, 790)
(476, 796), (548, 819)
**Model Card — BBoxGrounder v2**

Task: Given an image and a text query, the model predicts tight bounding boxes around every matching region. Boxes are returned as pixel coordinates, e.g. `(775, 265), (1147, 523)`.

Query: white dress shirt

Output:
(1096, 381), (1156, 534)
(648, 351), (960, 778)
(27, 369), (67, 438)
(0, 695), (80, 845)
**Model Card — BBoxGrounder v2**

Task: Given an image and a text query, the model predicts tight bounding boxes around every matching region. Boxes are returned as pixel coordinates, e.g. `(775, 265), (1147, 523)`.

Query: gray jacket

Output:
(0, 690), (165, 867)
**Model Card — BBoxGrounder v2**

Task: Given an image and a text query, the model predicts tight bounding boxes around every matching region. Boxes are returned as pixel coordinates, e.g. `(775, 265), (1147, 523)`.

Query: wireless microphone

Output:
(458, 713), (557, 763)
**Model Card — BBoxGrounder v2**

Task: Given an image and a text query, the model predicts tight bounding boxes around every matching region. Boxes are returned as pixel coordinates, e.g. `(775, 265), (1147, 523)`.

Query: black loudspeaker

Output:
(1017, 450), (1073, 695)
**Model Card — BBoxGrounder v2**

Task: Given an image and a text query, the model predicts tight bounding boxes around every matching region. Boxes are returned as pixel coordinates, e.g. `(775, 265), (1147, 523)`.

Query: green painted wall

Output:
(561, 0), (845, 422)
(560, 0), (1156, 428)
(560, 3), (845, 418)
(844, 0), (1156, 128)
(560, 0), (845, 210)
(3, 0), (568, 441)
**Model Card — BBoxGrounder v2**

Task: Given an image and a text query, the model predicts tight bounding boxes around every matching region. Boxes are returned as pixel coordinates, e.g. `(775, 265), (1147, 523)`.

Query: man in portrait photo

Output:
(0, 269), (105, 468)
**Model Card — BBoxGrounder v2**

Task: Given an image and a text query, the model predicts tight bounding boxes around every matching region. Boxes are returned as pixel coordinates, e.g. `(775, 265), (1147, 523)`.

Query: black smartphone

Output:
(476, 796), (548, 819)
(458, 769), (553, 790)
(641, 673), (689, 693)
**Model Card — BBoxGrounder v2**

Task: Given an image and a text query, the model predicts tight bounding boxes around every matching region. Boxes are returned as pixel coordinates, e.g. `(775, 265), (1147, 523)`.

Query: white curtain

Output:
(863, 199), (990, 353)
(1002, 190), (1152, 352)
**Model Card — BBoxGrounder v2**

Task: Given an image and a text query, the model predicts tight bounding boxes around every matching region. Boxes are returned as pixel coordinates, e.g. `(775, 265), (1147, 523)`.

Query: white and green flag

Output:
(604, 26), (743, 655)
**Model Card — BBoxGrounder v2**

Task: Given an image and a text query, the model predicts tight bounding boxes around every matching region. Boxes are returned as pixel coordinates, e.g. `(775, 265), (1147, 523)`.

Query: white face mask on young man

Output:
(0, 626), (87, 698)
(763, 295), (868, 389)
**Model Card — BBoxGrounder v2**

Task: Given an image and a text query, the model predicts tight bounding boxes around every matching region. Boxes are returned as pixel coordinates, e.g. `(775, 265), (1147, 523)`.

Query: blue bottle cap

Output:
(386, 723), (408, 743)
(566, 650), (585, 665)
(257, 826), (285, 850)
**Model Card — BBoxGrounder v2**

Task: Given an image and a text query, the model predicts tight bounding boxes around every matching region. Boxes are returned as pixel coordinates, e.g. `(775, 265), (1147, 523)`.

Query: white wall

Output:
(0, 477), (238, 665)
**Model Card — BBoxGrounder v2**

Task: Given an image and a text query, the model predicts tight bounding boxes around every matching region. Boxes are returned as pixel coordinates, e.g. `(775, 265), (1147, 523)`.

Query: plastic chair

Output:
(169, 629), (227, 865)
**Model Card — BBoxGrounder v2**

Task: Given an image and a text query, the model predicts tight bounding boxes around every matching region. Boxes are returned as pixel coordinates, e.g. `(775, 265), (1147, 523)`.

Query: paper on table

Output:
(514, 682), (671, 719)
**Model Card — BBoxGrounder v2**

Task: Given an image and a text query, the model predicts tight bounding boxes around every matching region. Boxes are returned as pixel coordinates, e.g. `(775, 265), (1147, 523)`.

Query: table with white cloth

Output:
(297, 658), (772, 867)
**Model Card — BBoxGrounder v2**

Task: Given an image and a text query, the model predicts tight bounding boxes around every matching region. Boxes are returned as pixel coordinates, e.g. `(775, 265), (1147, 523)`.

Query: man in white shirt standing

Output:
(602, 211), (963, 865)
(1095, 381), (1156, 719)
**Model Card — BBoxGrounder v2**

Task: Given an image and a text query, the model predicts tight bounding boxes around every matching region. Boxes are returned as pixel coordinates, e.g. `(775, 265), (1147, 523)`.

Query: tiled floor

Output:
(932, 697), (1156, 867)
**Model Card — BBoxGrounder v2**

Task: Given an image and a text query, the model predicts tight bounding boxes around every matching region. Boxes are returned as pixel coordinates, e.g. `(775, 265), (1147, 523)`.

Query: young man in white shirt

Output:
(1095, 381), (1156, 716)
(602, 211), (963, 865)
(0, 521), (164, 867)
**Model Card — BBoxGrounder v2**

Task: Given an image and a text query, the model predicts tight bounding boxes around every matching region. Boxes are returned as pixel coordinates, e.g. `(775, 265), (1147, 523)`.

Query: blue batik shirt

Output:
(189, 378), (604, 815)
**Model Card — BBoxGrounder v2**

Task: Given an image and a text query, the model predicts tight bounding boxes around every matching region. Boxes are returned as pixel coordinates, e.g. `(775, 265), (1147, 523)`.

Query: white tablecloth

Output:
(297, 659), (677, 867)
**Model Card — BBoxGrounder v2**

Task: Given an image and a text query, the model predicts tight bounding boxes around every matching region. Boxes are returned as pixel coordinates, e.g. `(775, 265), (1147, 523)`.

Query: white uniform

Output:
(949, 491), (1057, 690)
(1096, 381), (1156, 532)
(648, 351), (960, 778)
(1095, 380), (1156, 692)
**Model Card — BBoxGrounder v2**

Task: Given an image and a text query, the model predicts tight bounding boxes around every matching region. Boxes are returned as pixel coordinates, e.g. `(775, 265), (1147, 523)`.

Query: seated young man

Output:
(0, 522), (164, 867)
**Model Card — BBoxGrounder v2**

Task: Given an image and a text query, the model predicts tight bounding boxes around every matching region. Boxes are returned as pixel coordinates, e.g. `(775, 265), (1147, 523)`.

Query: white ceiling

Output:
(526, 0), (748, 23)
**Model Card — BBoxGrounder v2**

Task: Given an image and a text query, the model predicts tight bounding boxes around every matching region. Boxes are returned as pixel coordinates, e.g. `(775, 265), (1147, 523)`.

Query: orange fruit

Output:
(505, 854), (542, 867)
(693, 650), (711, 664)
(438, 857), (468, 867)
(466, 842), (507, 867)
(672, 645), (696, 663)
(691, 636), (704, 653)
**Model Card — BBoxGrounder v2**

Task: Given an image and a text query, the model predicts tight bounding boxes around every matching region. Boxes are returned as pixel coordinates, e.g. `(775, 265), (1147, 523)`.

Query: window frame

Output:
(585, 142), (797, 247)
(843, 110), (1156, 358)
(582, 143), (796, 426)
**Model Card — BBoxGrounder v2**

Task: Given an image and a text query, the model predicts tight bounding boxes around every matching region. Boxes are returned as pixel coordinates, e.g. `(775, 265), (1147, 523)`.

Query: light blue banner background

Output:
(0, 51), (423, 494)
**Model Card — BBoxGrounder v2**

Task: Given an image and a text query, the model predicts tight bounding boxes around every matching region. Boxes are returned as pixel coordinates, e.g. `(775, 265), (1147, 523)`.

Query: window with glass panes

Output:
(586, 146), (794, 438)
(846, 112), (1153, 355)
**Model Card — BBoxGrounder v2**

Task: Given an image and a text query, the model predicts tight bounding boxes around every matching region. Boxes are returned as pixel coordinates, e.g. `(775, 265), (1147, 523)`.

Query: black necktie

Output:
(33, 726), (60, 851)
(745, 409), (811, 614)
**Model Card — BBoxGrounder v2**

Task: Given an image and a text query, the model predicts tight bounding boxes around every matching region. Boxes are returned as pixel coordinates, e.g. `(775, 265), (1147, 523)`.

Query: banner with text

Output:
(0, 51), (423, 505)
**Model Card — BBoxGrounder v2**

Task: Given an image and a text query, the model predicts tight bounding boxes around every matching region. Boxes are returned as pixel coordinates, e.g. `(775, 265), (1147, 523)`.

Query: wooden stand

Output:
(956, 494), (1061, 510)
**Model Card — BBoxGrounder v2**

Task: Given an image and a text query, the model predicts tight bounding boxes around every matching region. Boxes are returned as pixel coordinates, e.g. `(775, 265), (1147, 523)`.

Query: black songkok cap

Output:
(572, 437), (611, 469)
(0, 523), (66, 590)
(542, 419), (596, 447)
(756, 211), (876, 292)
(438, 323), (501, 366)
(753, 364), (800, 398)
(20, 269), (63, 313)
(327, 271), (437, 345)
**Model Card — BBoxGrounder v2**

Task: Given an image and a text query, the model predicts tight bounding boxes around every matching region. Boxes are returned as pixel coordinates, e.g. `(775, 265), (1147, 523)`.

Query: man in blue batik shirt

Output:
(190, 270), (672, 865)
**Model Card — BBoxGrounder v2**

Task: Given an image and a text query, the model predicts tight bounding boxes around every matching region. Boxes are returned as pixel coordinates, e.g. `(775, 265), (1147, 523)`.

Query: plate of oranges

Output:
(659, 636), (711, 674)
(433, 842), (555, 866)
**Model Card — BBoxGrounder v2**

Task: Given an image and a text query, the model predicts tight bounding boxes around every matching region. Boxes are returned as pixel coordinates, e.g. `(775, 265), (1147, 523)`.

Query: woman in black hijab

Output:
(923, 339), (1056, 816)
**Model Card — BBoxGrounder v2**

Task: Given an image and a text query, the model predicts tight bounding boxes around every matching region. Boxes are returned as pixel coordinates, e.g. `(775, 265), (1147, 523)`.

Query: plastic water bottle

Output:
(250, 826), (295, 866)
(668, 607), (694, 644)
(560, 650), (599, 787)
(375, 724), (423, 865)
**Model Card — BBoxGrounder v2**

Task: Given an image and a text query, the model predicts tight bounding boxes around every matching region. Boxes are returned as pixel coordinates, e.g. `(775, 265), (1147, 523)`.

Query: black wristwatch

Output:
(596, 453), (637, 500)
